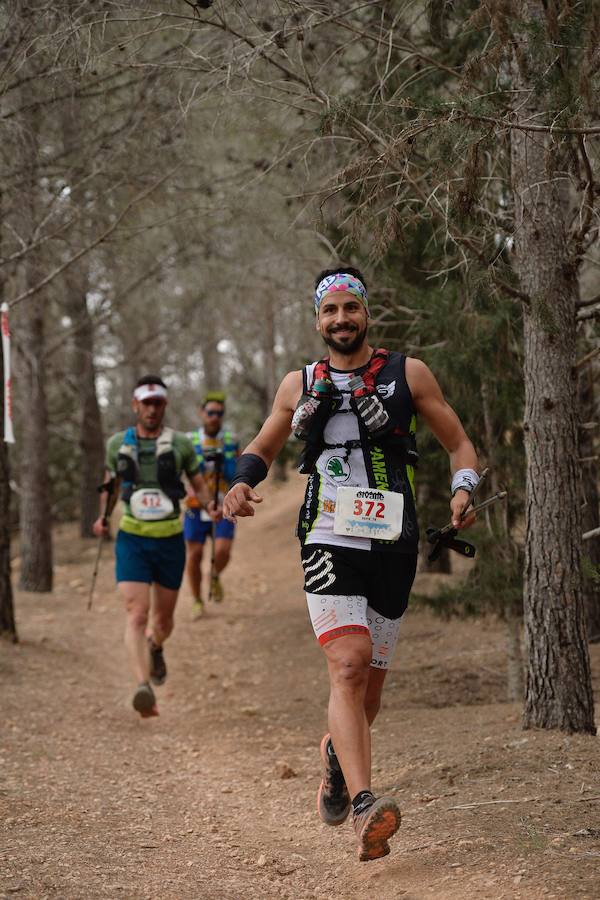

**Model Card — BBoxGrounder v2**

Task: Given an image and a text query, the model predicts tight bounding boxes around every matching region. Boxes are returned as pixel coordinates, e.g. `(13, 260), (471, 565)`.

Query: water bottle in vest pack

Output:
(292, 378), (334, 442)
(348, 373), (390, 436)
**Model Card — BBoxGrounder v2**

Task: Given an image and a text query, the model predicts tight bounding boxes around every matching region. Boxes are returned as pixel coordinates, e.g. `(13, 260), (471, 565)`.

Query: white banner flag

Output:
(1, 302), (15, 444)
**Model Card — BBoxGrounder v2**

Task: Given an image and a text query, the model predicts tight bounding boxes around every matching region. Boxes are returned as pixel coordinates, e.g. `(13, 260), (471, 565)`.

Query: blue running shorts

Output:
(115, 530), (186, 589)
(183, 508), (235, 543)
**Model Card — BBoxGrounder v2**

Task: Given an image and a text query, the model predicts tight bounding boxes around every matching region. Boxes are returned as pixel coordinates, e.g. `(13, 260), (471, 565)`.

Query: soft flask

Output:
(292, 378), (332, 441)
(348, 374), (390, 436)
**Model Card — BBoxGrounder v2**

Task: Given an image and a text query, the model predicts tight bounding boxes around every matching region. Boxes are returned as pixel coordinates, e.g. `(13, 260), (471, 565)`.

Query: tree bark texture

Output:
(65, 268), (105, 537)
(579, 362), (600, 642)
(511, 6), (595, 732)
(17, 293), (53, 592)
(16, 105), (53, 592)
(200, 328), (221, 395)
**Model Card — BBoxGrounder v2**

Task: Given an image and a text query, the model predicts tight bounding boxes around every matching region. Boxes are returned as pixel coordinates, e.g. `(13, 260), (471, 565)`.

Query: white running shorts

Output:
(306, 592), (402, 669)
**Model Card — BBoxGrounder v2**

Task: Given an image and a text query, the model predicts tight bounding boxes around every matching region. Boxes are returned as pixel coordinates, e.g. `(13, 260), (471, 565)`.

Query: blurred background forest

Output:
(1, 1), (599, 726)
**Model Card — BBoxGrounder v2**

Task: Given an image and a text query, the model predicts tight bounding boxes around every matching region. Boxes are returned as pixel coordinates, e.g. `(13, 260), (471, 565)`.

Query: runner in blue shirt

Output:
(183, 391), (239, 617)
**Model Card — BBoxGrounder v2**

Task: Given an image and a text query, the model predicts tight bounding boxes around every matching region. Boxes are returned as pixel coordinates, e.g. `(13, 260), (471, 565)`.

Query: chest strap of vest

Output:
(321, 439), (362, 462)
(117, 427), (139, 502)
(117, 427), (186, 509)
(299, 350), (418, 473)
(156, 428), (186, 507)
(349, 349), (390, 396)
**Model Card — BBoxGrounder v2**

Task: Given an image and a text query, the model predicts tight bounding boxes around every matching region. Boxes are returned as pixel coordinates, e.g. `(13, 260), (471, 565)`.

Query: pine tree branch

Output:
(578, 304), (600, 322)
(575, 345), (600, 369)
(293, 1), (478, 88)
(458, 110), (600, 136)
(454, 236), (530, 303)
(43, 245), (192, 359)
(8, 166), (181, 310)
(577, 292), (600, 309)
(572, 135), (597, 247)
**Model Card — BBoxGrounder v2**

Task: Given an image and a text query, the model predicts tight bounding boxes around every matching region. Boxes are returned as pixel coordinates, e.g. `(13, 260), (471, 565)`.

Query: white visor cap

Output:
(133, 383), (167, 402)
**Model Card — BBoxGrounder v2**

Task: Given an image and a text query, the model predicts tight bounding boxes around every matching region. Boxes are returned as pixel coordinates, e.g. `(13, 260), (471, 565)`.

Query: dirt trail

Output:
(2, 475), (599, 900)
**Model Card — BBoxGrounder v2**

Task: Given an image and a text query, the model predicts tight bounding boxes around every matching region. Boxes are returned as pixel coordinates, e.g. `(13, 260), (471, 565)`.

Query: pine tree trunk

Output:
(263, 293), (277, 420)
(16, 104), (53, 592)
(17, 293), (53, 592)
(579, 362), (600, 641)
(199, 310), (220, 393)
(79, 362), (104, 537)
(65, 269), (105, 537)
(511, 10), (595, 731)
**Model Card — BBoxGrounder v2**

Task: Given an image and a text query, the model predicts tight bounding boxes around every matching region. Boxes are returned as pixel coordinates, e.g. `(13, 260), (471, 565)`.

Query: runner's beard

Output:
(137, 407), (165, 434)
(323, 323), (367, 355)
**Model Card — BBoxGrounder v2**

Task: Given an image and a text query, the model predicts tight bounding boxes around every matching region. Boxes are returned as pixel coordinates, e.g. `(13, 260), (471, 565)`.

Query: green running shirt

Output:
(106, 430), (199, 538)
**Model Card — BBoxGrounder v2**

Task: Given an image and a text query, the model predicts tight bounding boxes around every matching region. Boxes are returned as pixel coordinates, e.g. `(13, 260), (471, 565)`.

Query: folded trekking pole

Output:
(207, 450), (223, 603)
(426, 468), (507, 562)
(88, 478), (118, 611)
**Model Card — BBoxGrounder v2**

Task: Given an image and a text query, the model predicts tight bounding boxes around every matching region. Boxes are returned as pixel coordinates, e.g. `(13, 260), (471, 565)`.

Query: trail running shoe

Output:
(210, 575), (224, 603)
(148, 639), (167, 686)
(353, 795), (401, 862)
(192, 597), (205, 619)
(132, 682), (158, 718)
(317, 734), (351, 826)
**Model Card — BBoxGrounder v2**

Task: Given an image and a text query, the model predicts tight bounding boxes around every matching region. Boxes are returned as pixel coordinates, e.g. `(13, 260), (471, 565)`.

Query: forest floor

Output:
(2, 475), (600, 900)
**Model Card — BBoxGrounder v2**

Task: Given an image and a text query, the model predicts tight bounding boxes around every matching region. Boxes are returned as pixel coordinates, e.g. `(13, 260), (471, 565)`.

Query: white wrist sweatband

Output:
(451, 468), (479, 496)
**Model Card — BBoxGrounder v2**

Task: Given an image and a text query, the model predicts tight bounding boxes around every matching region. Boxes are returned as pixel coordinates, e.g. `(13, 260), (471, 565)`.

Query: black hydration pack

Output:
(117, 426), (187, 512)
(294, 350), (419, 476)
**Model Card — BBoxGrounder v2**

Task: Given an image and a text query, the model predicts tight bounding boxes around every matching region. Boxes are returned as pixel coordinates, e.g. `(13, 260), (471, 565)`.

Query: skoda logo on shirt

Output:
(376, 381), (396, 399)
(326, 455), (351, 483)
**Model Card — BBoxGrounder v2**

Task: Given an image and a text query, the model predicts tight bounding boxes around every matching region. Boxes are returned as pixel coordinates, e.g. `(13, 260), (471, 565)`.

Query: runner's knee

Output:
(126, 604), (148, 630)
(215, 546), (231, 568)
(154, 610), (174, 635)
(186, 543), (203, 564)
(328, 648), (371, 689)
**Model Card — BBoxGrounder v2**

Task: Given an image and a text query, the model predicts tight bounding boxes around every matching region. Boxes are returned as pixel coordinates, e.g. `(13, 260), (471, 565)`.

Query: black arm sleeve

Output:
(229, 453), (268, 489)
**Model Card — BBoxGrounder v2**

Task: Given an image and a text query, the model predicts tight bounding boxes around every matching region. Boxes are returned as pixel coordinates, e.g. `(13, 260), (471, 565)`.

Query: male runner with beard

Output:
(94, 376), (216, 717)
(184, 392), (239, 617)
(223, 267), (478, 861)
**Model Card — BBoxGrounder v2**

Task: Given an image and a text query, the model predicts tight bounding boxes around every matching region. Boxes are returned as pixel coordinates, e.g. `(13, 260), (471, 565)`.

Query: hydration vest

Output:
(298, 349), (418, 476)
(190, 429), (238, 483)
(296, 350), (419, 553)
(117, 426), (187, 511)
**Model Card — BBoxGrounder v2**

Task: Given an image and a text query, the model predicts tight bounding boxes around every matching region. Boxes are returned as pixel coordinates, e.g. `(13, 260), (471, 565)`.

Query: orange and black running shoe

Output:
(317, 734), (351, 826)
(353, 795), (401, 861)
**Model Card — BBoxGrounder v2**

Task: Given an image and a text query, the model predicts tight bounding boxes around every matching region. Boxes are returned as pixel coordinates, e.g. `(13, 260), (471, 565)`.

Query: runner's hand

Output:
(207, 501), (222, 522)
(93, 517), (109, 537)
(223, 484), (263, 522)
(451, 490), (476, 529)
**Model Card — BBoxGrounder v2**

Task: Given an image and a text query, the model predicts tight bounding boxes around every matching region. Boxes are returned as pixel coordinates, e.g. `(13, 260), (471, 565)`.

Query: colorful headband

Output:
(314, 273), (368, 313)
